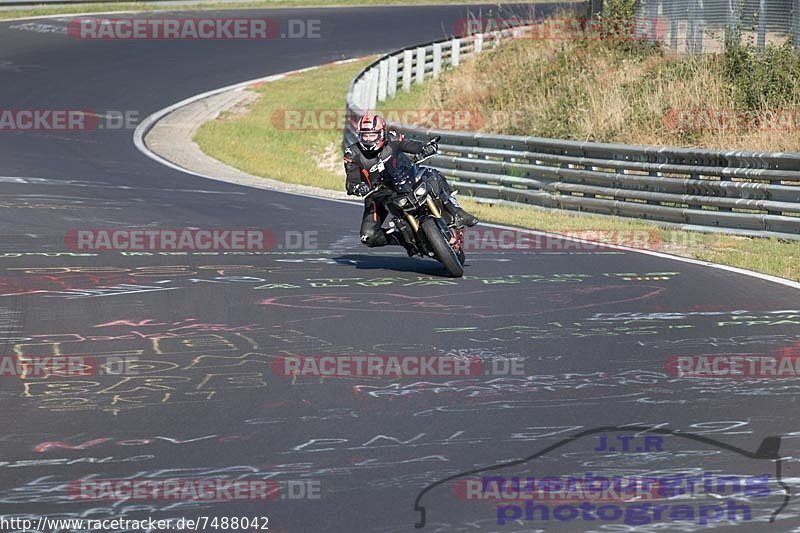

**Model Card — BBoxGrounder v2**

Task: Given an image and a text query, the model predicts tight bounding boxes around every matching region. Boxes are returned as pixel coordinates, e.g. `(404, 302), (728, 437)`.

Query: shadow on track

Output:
(334, 254), (463, 277)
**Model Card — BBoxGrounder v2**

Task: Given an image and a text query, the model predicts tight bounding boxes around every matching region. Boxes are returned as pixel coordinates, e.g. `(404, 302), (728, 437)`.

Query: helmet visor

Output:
(360, 132), (380, 144)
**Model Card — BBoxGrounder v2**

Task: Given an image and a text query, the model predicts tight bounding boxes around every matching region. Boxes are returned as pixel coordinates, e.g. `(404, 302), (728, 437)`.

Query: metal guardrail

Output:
(344, 23), (800, 240)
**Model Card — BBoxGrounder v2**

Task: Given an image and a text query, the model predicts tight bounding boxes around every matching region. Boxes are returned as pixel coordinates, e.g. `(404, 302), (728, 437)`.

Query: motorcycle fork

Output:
(394, 218), (416, 245)
(425, 198), (443, 219)
(403, 198), (443, 234)
(425, 197), (459, 245)
(404, 213), (419, 232)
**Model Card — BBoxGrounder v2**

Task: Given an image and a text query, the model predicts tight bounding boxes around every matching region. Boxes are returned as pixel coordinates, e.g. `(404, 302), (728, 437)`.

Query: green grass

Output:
(194, 55), (800, 282)
(195, 58), (374, 191)
(0, 0), (566, 21)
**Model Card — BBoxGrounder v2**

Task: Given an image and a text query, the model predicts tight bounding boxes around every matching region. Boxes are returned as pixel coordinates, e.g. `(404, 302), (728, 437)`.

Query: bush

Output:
(586, 0), (662, 55)
(598, 0), (637, 21)
(724, 37), (800, 110)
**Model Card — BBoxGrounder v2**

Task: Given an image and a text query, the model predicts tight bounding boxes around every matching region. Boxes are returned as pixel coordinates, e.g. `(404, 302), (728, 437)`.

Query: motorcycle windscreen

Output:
(385, 151), (417, 193)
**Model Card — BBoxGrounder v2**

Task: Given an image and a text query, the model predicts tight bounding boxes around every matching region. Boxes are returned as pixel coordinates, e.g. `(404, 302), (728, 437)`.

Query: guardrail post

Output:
(387, 56), (399, 98)
(451, 38), (461, 67)
(432, 43), (442, 79)
(377, 59), (389, 102)
(474, 33), (483, 54)
(351, 83), (359, 109)
(354, 81), (365, 109)
(402, 49), (413, 91)
(363, 74), (371, 109)
(415, 47), (426, 85)
(367, 67), (378, 110)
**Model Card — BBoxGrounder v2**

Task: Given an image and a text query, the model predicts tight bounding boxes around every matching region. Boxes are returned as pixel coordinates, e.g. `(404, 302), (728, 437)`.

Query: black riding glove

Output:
(421, 142), (438, 158)
(351, 182), (371, 197)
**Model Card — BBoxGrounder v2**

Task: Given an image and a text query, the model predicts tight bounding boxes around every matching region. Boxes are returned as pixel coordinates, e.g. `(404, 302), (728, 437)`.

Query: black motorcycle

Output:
(364, 137), (466, 277)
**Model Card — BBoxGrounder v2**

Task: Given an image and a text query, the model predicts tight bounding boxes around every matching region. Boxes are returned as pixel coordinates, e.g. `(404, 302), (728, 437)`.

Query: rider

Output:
(344, 113), (478, 248)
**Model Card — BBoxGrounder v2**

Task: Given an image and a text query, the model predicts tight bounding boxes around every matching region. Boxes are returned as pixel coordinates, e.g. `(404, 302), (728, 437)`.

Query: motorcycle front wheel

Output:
(421, 218), (463, 277)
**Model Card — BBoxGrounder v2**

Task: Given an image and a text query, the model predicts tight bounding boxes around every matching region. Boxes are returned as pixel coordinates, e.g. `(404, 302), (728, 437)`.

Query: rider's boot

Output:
(435, 173), (478, 227)
(442, 195), (478, 227)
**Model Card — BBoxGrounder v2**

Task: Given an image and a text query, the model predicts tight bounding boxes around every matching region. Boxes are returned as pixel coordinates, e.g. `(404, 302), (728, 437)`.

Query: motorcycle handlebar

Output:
(415, 135), (441, 165)
(363, 184), (393, 200)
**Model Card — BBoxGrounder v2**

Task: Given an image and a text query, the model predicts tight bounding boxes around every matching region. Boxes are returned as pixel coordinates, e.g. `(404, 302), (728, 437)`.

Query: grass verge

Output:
(194, 56), (800, 282)
(195, 57), (373, 191)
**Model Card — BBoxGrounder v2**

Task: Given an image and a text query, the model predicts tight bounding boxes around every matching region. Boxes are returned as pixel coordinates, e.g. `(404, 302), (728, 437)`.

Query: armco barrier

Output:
(343, 21), (800, 240)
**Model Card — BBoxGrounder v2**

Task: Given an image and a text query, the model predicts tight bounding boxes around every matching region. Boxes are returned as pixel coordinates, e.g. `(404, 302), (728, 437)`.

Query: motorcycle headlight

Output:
(414, 184), (427, 197)
(397, 197), (410, 207)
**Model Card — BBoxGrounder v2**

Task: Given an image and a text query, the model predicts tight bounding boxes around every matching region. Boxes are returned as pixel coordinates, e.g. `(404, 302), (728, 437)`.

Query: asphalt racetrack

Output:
(0, 4), (799, 532)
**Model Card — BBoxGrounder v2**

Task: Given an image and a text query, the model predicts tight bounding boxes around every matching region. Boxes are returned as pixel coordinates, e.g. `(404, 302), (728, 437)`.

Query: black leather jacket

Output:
(343, 130), (426, 195)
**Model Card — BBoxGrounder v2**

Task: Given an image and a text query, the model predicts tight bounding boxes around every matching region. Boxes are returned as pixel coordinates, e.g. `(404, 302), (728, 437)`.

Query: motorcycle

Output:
(363, 137), (466, 277)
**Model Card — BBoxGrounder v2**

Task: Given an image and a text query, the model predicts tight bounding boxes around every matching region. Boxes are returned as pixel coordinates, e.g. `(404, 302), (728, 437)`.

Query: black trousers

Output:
(360, 199), (389, 247)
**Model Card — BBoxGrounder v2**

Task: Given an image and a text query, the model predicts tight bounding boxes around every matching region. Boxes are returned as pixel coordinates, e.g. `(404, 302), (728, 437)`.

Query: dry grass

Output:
(390, 33), (800, 152)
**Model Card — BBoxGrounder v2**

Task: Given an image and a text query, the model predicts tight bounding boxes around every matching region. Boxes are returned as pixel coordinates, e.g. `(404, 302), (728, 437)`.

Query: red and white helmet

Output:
(358, 113), (387, 152)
